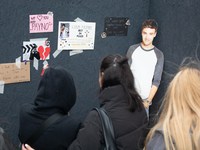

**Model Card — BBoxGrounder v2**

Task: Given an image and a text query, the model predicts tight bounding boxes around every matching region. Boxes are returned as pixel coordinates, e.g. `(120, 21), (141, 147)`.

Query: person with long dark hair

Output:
(22, 54), (148, 150)
(67, 54), (148, 150)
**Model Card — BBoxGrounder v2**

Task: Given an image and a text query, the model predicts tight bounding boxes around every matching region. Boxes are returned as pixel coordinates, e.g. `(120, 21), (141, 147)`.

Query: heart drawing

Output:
(37, 15), (43, 21)
(38, 46), (50, 60)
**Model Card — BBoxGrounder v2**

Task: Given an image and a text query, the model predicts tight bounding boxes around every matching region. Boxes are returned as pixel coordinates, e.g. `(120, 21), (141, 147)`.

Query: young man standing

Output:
(126, 19), (164, 119)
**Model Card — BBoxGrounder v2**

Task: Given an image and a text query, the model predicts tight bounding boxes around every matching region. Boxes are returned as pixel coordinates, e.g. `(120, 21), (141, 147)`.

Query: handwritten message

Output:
(104, 17), (129, 36)
(57, 22), (96, 50)
(30, 14), (53, 33)
(0, 62), (30, 84)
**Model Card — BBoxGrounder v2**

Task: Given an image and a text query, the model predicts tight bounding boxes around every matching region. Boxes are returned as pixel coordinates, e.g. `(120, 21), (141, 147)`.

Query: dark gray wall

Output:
(0, 0), (149, 149)
(148, 0), (200, 122)
(1, 0), (200, 149)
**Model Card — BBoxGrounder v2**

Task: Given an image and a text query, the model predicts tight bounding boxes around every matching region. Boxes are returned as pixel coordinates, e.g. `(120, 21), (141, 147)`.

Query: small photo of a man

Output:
(60, 23), (69, 39)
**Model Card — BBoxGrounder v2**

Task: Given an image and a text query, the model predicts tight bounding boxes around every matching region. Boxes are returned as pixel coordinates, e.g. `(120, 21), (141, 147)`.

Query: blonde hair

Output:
(144, 61), (200, 150)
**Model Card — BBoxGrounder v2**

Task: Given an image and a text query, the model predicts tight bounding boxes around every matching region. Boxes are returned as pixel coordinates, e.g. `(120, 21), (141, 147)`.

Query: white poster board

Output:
(57, 22), (96, 50)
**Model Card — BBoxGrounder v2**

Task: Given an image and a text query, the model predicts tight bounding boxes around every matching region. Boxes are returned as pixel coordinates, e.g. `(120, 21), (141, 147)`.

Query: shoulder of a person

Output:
(129, 43), (140, 49)
(146, 126), (165, 148)
(19, 103), (33, 115)
(154, 46), (164, 55)
(78, 109), (102, 132)
(83, 109), (99, 123)
(63, 115), (81, 125)
(155, 126), (164, 134)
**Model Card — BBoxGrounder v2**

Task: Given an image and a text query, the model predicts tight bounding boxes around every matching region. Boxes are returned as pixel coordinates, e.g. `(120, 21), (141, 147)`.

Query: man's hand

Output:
(143, 101), (149, 108)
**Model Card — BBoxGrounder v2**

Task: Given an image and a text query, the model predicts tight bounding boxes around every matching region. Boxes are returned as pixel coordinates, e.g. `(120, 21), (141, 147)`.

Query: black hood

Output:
(33, 66), (76, 115)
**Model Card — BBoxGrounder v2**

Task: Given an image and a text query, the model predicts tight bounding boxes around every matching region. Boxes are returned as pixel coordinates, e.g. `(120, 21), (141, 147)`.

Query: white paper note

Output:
(15, 56), (21, 69)
(0, 81), (5, 94)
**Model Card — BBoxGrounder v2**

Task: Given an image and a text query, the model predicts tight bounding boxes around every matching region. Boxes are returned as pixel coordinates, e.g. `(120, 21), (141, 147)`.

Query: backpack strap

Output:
(93, 108), (118, 150)
(25, 112), (64, 146)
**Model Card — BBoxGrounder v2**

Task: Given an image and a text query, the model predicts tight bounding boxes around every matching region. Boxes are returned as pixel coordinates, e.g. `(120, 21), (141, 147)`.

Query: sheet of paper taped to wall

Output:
(0, 62), (30, 84)
(23, 38), (50, 61)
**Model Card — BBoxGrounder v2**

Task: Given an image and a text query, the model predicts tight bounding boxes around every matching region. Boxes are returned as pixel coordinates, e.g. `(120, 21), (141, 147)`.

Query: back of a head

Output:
(166, 67), (200, 118)
(100, 54), (143, 112)
(164, 59), (200, 121)
(145, 60), (200, 150)
(34, 66), (76, 115)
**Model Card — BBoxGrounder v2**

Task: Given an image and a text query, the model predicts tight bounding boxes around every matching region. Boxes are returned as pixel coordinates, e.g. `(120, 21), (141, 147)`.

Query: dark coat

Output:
(68, 85), (148, 150)
(18, 66), (81, 150)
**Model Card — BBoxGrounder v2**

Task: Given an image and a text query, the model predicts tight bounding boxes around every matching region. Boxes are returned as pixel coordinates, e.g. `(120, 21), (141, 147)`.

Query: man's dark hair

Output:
(142, 19), (158, 32)
(100, 54), (143, 112)
(62, 24), (65, 27)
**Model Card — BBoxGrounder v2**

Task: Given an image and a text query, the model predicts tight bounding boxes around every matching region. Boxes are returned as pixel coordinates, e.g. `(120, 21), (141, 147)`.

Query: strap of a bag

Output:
(94, 108), (118, 150)
(25, 112), (64, 146)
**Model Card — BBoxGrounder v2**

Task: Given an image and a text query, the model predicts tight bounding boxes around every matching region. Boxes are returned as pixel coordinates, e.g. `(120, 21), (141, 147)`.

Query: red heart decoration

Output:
(38, 46), (50, 60)
(38, 46), (44, 60)
(44, 47), (50, 60)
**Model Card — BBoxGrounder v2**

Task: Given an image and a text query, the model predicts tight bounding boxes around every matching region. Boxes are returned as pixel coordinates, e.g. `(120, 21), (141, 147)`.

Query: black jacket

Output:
(18, 66), (81, 150)
(68, 85), (148, 150)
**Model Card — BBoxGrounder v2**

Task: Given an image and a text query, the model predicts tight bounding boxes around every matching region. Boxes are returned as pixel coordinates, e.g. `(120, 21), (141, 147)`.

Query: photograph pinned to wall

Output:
(60, 23), (70, 39)
(29, 13), (53, 33)
(57, 21), (96, 50)
(22, 39), (50, 61)
(104, 17), (129, 36)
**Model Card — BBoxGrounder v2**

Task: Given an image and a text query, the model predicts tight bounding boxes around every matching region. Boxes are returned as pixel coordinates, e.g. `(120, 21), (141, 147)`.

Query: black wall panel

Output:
(0, 0), (149, 148)
(1, 0), (200, 149)
(148, 0), (200, 122)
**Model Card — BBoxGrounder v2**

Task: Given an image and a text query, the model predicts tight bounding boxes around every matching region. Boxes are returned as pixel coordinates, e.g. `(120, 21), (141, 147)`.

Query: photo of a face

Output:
(60, 23), (69, 39)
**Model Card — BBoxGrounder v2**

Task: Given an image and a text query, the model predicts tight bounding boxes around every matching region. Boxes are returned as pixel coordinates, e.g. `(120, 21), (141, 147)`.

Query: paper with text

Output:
(0, 62), (30, 84)
(30, 14), (53, 33)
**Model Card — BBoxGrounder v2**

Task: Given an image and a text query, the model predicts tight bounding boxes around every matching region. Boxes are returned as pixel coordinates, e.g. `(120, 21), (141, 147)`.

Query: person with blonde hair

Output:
(144, 59), (200, 150)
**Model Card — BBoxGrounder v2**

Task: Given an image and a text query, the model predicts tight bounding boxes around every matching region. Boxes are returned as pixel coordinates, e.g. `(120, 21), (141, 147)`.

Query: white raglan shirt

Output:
(127, 43), (164, 99)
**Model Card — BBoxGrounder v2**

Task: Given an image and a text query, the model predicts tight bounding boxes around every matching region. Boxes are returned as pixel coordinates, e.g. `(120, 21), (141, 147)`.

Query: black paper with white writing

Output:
(104, 17), (129, 36)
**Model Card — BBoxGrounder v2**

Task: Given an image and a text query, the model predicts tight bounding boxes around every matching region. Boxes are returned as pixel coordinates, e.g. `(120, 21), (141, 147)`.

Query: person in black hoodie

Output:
(68, 54), (148, 150)
(22, 54), (148, 150)
(18, 66), (81, 150)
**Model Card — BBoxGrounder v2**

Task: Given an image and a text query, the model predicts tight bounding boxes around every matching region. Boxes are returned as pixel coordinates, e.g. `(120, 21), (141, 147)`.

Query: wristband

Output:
(146, 99), (152, 106)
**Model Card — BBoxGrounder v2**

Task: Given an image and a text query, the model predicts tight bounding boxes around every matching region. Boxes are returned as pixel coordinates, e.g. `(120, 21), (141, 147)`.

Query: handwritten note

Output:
(30, 14), (53, 33)
(104, 17), (129, 36)
(0, 62), (30, 84)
